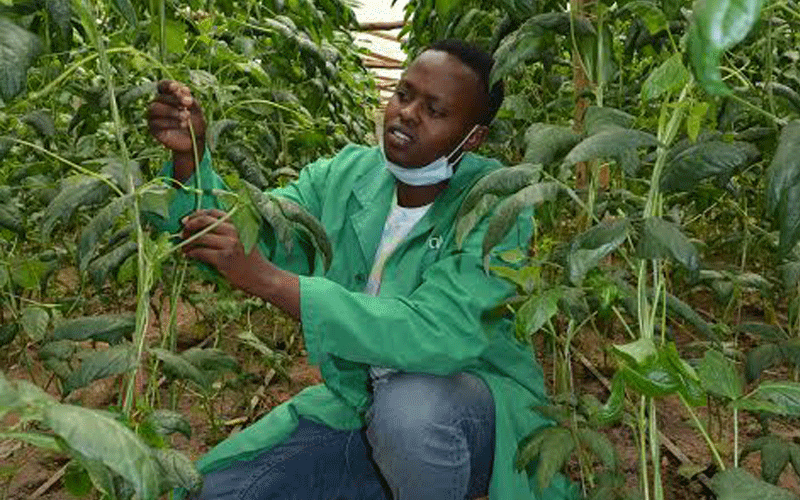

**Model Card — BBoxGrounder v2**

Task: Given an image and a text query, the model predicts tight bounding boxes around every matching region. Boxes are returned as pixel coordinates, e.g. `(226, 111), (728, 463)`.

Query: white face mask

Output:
(382, 125), (480, 186)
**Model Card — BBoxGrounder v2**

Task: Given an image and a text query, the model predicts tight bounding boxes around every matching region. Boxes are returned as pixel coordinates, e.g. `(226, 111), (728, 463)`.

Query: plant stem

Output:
(733, 407), (739, 468)
(679, 393), (726, 470)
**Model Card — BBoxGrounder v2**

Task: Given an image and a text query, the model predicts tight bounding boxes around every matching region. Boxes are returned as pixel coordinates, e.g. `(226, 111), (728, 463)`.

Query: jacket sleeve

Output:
(299, 209), (532, 375)
(146, 148), (335, 275)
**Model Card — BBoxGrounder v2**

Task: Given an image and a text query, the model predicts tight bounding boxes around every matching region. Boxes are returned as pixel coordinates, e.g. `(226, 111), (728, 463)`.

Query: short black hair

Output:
(426, 39), (504, 125)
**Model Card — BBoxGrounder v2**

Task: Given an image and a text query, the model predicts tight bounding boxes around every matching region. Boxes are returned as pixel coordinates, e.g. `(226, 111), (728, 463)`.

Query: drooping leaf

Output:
(225, 143), (269, 191)
(688, 0), (766, 96)
(623, 1), (668, 34)
(46, 0), (73, 41)
(710, 467), (798, 500)
(455, 194), (499, 250)
(63, 343), (136, 394)
(595, 372), (626, 426)
(567, 219), (629, 285)
(117, 81), (156, 109)
(458, 163), (541, 222)
(0, 202), (23, 235)
(482, 183), (559, 267)
(42, 176), (111, 240)
(22, 110), (56, 139)
(533, 427), (575, 490)
(738, 323), (789, 342)
(0, 431), (62, 451)
(490, 17), (546, 85)
(642, 54), (690, 102)
(635, 217), (699, 273)
(760, 437), (792, 484)
(99, 157), (142, 193)
(20, 306), (49, 342)
(661, 141), (759, 192)
(272, 195), (333, 272)
(766, 121), (800, 256)
(151, 448), (202, 493)
(746, 343), (784, 382)
(245, 183), (295, 256)
(139, 186), (174, 220)
(150, 348), (210, 391)
(44, 404), (160, 500)
(63, 461), (93, 497)
(698, 349), (742, 401)
(78, 195), (133, 271)
(584, 107), (635, 135)
(576, 428), (618, 469)
(88, 240), (138, 288)
(208, 119), (238, 151)
(0, 18), (43, 101)
(563, 129), (659, 170)
(523, 124), (582, 167)
(143, 410), (192, 439)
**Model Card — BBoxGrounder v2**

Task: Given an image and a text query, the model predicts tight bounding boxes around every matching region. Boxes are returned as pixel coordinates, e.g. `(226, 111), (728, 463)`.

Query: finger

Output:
(181, 232), (236, 251)
(183, 246), (226, 269)
(157, 80), (178, 94)
(191, 209), (230, 219)
(148, 117), (185, 133)
(148, 101), (184, 120)
(181, 214), (238, 237)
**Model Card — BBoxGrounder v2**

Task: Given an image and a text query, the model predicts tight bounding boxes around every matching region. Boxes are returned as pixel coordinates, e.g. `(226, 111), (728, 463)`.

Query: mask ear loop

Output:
(446, 124), (482, 166)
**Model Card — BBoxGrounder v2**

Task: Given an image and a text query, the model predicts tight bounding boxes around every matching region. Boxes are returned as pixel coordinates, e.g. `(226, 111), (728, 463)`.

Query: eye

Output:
(427, 103), (445, 117)
(394, 86), (409, 102)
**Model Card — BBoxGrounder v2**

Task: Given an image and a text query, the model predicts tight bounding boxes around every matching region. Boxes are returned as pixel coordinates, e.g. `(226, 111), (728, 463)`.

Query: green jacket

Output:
(155, 144), (576, 500)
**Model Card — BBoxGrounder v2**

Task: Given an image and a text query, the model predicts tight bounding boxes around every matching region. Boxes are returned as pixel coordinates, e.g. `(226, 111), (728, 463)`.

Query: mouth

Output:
(385, 125), (414, 147)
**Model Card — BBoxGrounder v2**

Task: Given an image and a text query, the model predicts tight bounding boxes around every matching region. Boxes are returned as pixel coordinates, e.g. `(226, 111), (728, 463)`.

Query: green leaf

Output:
(641, 54), (690, 101)
(563, 129), (659, 170)
(612, 338), (657, 366)
(22, 110), (56, 139)
(567, 219), (629, 286)
(623, 1), (668, 34)
(20, 306), (49, 342)
(143, 410), (192, 439)
(46, 0), (73, 41)
(765, 122), (800, 257)
(435, 0), (461, 16)
(0, 431), (61, 452)
(52, 314), (135, 344)
(710, 467), (798, 500)
(63, 343), (136, 394)
(42, 176), (111, 240)
(228, 201), (261, 255)
(458, 163), (541, 222)
(44, 404), (160, 500)
(689, 0), (766, 96)
(491, 21), (545, 85)
(516, 288), (561, 337)
(0, 202), (23, 235)
(88, 240), (138, 288)
(481, 183), (559, 267)
(576, 428), (618, 469)
(0, 18), (43, 101)
(737, 323), (788, 342)
(620, 361), (681, 397)
(760, 437), (791, 484)
(225, 143), (269, 191)
(245, 184), (295, 257)
(698, 349), (742, 401)
(78, 195), (133, 271)
(151, 448), (202, 493)
(10, 257), (49, 290)
(635, 217), (699, 273)
(63, 461), (93, 497)
(0, 323), (19, 347)
(455, 194), (500, 251)
(111, 0), (137, 26)
(584, 107), (635, 135)
(180, 348), (239, 376)
(661, 141), (759, 192)
(208, 119), (238, 151)
(746, 343), (784, 382)
(750, 381), (800, 416)
(523, 124), (582, 167)
(687, 102), (710, 142)
(272, 195), (333, 273)
(150, 348), (210, 391)
(139, 186), (173, 220)
(534, 427), (575, 490)
(595, 372), (626, 426)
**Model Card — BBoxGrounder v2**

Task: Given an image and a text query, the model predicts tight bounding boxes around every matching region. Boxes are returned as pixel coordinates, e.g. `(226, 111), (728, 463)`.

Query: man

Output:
(148, 39), (574, 500)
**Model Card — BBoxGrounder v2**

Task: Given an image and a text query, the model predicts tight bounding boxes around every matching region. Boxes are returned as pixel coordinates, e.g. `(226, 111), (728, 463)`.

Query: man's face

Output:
(382, 50), (486, 168)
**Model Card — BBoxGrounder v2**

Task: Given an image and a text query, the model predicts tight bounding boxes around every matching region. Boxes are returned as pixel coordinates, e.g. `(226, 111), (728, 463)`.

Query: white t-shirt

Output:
(366, 191), (432, 378)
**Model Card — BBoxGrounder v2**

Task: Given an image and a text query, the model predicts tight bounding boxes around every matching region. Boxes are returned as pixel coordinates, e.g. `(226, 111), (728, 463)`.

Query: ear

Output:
(462, 125), (489, 152)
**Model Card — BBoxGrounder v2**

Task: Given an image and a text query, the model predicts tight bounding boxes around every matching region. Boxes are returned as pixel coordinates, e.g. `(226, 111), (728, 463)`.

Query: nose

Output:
(398, 98), (421, 124)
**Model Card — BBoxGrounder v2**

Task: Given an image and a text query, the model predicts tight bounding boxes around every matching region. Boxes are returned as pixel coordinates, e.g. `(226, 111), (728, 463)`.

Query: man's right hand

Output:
(148, 80), (207, 181)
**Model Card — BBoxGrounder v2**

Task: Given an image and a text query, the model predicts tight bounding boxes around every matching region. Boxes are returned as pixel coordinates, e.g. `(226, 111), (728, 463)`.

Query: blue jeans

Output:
(190, 371), (495, 500)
